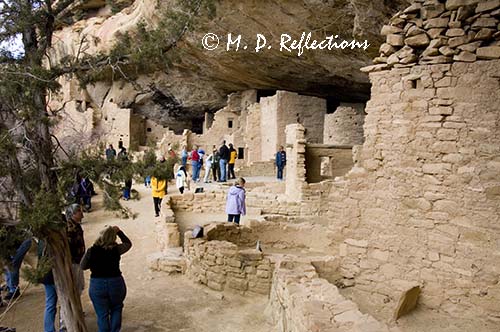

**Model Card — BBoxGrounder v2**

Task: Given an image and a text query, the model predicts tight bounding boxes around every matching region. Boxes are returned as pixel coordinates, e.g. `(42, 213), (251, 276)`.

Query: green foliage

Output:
(20, 191), (64, 236)
(22, 255), (52, 285)
(0, 225), (27, 267)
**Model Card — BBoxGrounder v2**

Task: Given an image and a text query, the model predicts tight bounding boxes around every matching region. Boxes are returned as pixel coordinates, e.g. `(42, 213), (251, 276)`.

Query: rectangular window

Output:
(147, 128), (152, 132)
(238, 147), (244, 159)
(228, 119), (233, 128)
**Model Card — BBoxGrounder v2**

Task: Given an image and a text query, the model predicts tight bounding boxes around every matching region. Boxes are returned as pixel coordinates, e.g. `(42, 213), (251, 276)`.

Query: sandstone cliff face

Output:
(50, 0), (410, 121)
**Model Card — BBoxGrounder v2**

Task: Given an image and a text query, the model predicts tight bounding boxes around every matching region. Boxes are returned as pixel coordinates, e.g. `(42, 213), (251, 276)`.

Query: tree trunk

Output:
(48, 229), (87, 332)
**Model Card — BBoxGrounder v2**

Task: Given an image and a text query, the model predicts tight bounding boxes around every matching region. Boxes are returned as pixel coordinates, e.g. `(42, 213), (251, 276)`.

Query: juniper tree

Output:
(0, 0), (211, 329)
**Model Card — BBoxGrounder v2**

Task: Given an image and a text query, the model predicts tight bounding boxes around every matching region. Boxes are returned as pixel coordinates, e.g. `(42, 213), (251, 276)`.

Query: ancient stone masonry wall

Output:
(268, 260), (390, 332)
(184, 224), (273, 294)
(305, 59), (500, 321)
(168, 190), (298, 217)
(365, 0), (500, 73)
(324, 103), (366, 146)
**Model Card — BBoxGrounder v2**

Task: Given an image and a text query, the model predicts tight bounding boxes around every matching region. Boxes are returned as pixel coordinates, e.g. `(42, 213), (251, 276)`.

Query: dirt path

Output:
(0, 182), (274, 332)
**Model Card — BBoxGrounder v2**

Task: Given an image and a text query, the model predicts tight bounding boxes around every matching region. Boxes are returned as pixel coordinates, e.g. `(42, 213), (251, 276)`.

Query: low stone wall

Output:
(168, 189), (299, 217)
(268, 259), (390, 332)
(184, 224), (273, 294)
(238, 160), (278, 177)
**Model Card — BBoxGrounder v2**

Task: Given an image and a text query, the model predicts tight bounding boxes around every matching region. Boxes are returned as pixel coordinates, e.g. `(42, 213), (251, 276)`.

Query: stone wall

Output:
(268, 259), (390, 332)
(289, 59), (500, 321)
(261, 91), (326, 161)
(184, 223), (273, 294)
(244, 103), (261, 165)
(365, 0), (500, 72)
(324, 103), (365, 145)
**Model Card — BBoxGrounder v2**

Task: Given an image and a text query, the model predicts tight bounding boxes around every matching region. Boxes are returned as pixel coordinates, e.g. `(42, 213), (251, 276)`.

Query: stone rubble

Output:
(363, 0), (500, 72)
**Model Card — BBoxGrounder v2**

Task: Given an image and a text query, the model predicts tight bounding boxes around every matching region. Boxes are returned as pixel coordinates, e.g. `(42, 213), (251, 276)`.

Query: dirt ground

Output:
(0, 183), (275, 332)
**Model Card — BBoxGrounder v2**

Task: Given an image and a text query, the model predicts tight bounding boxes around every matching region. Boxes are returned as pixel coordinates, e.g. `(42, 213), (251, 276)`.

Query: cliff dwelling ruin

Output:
(1, 0), (500, 331)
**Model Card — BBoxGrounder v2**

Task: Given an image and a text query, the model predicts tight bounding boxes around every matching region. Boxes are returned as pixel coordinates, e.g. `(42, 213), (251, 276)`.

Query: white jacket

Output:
(176, 168), (188, 189)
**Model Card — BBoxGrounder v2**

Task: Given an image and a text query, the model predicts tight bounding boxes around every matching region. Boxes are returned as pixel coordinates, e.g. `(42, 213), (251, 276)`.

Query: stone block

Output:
(453, 51), (477, 62)
(227, 276), (248, 291)
(425, 17), (450, 29)
(438, 128), (460, 142)
(476, 46), (500, 59)
(422, 163), (451, 174)
(394, 286), (421, 320)
(446, 0), (481, 10)
(446, 28), (466, 37)
(387, 34), (404, 46)
(226, 258), (242, 268)
(476, 0), (500, 13)
(427, 28), (445, 39)
(472, 17), (498, 29)
(207, 280), (224, 291)
(239, 249), (263, 261)
(381, 25), (403, 35)
(405, 34), (430, 48)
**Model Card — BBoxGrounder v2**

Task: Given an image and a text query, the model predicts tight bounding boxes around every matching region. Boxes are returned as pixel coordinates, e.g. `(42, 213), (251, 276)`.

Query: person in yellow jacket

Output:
(228, 143), (237, 180)
(151, 176), (167, 217)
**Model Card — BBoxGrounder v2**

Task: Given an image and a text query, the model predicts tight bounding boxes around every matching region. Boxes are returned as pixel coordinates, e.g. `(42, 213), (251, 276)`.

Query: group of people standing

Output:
(180, 141), (238, 184)
(2, 203), (132, 332)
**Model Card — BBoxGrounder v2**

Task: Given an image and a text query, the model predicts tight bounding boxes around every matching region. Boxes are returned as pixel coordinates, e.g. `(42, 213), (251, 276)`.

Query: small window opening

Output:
(147, 128), (152, 132)
(238, 147), (244, 159)
(228, 119), (233, 128)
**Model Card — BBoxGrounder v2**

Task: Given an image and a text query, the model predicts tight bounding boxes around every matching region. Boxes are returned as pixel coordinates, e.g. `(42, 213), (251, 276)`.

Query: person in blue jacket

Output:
(275, 146), (286, 180)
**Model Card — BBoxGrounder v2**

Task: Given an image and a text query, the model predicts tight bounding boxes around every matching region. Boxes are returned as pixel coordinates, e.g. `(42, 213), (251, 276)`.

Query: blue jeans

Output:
(5, 238), (32, 294)
(89, 276), (127, 332)
(123, 188), (130, 200)
(82, 195), (92, 210)
(219, 159), (228, 181)
(44, 284), (58, 332)
(182, 156), (187, 168)
(191, 161), (200, 181)
(227, 214), (241, 225)
(277, 165), (284, 180)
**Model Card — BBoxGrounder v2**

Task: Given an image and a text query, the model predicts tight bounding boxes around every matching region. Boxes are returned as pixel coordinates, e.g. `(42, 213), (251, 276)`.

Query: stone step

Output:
(147, 248), (186, 274)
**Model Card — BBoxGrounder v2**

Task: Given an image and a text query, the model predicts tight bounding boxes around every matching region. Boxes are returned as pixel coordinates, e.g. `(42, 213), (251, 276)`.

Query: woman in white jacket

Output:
(176, 166), (189, 194)
(204, 153), (213, 183)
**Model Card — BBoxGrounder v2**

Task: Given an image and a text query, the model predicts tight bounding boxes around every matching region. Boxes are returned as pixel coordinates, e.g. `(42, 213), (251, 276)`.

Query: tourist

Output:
(212, 147), (220, 182)
(197, 147), (205, 183)
(105, 144), (116, 161)
(218, 141), (230, 182)
(118, 138), (123, 150)
(181, 146), (188, 168)
(190, 145), (200, 182)
(204, 152), (213, 183)
(117, 147), (128, 161)
(2, 229), (32, 301)
(167, 145), (176, 159)
(225, 177), (246, 225)
(144, 175), (151, 188)
(81, 226), (132, 332)
(175, 166), (189, 194)
(275, 146), (286, 180)
(69, 173), (83, 205)
(122, 178), (132, 201)
(81, 177), (93, 211)
(37, 238), (57, 332)
(151, 173), (167, 217)
(228, 143), (237, 180)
